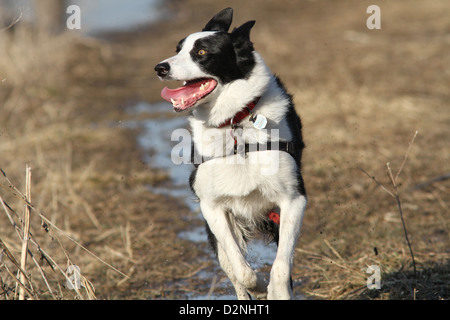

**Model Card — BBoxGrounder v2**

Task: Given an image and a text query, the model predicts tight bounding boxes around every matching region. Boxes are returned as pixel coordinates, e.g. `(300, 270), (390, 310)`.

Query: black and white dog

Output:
(155, 8), (307, 300)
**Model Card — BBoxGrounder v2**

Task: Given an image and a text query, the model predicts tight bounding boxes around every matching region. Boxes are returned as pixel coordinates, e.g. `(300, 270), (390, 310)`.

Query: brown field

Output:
(0, 0), (448, 300)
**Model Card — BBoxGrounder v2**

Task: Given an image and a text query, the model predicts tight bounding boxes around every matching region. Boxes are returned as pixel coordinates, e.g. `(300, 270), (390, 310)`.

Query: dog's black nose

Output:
(155, 62), (170, 77)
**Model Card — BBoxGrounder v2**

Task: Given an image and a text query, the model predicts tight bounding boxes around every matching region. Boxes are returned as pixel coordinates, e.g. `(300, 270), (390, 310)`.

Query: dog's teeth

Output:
(181, 98), (185, 105)
(183, 81), (187, 86)
(171, 98), (176, 105)
(200, 84), (205, 90)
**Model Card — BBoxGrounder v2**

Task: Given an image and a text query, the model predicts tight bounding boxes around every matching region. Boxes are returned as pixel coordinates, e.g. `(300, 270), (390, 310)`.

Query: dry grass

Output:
(0, 23), (185, 299)
(1, 0), (449, 300)
(0, 166), (97, 299)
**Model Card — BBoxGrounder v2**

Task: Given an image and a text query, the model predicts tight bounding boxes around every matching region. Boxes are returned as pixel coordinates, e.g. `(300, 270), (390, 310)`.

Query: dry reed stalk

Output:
(19, 165), (31, 300)
(1, 166), (129, 299)
(206, 275), (218, 299)
(122, 221), (133, 261)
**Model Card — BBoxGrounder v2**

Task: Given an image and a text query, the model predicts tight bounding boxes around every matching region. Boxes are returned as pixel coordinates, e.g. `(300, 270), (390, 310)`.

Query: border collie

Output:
(155, 8), (307, 300)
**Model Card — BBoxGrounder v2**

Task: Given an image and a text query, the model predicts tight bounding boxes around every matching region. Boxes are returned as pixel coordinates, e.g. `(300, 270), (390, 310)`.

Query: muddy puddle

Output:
(128, 101), (307, 300)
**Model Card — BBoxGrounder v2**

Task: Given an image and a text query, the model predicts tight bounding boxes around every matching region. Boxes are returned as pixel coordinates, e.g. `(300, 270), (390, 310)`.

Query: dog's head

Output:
(154, 8), (256, 112)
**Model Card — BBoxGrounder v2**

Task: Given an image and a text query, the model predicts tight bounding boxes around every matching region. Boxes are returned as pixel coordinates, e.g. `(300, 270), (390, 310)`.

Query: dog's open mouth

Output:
(161, 78), (218, 112)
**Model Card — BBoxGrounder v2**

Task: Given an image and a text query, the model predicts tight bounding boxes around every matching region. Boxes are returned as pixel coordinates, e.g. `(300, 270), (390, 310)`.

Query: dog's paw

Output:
(267, 283), (293, 300)
(246, 273), (267, 299)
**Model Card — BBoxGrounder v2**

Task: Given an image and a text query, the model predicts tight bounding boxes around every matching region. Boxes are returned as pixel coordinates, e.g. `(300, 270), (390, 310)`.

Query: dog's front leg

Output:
(268, 194), (307, 299)
(216, 242), (252, 299)
(200, 200), (265, 299)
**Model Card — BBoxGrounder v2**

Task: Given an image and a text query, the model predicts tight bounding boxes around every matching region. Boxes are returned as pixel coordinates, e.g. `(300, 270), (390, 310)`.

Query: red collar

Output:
(217, 97), (260, 128)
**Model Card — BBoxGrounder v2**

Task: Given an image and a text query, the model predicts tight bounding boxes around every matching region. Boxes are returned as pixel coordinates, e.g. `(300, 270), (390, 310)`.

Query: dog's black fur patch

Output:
(173, 7), (256, 84)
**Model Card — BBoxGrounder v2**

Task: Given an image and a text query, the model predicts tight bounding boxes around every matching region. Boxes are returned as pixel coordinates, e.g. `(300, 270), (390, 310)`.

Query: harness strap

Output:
(191, 141), (296, 168)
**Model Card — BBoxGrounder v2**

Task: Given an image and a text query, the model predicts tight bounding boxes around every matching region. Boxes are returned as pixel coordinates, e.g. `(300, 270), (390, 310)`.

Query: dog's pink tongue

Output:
(161, 84), (197, 102)
(160, 79), (217, 111)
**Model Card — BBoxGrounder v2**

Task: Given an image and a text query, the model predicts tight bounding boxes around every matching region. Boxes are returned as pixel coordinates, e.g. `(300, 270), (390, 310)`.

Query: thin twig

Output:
(389, 131), (419, 276)
(395, 130), (418, 183)
(388, 163), (416, 275)
(0, 9), (23, 32)
(28, 248), (57, 299)
(411, 173), (450, 190)
(394, 191), (417, 276)
(323, 239), (345, 262)
(360, 130), (419, 278)
(358, 167), (394, 198)
(386, 162), (396, 188)
(37, 212), (129, 279)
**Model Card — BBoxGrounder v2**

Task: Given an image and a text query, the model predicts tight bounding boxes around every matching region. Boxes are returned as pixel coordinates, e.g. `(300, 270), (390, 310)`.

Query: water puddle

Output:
(129, 102), (308, 300)
(5, 0), (169, 36)
(72, 0), (170, 35)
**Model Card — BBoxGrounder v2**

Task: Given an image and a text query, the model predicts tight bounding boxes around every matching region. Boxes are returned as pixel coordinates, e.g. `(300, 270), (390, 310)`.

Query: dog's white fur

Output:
(159, 31), (307, 300)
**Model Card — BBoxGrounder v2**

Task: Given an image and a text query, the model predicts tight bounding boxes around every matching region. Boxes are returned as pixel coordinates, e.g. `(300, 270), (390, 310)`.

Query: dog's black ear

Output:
(231, 20), (255, 50)
(231, 20), (255, 45)
(203, 7), (233, 32)
(231, 20), (256, 76)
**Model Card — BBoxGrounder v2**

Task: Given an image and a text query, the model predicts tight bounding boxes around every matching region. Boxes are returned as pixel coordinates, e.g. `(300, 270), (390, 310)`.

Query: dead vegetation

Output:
(0, 20), (193, 299)
(1, 0), (449, 299)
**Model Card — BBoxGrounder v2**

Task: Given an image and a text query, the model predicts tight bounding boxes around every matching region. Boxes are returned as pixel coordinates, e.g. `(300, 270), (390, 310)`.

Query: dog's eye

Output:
(198, 49), (207, 56)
